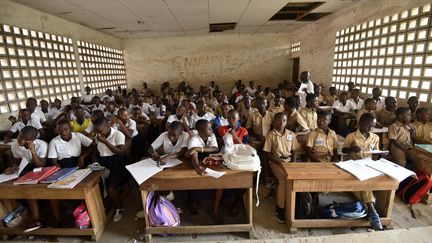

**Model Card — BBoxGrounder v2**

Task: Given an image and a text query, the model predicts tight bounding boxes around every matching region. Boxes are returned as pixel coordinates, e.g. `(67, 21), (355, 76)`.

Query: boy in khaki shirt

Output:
(342, 112), (383, 231)
(245, 97), (273, 146)
(306, 111), (339, 162)
(414, 108), (432, 144)
(299, 93), (318, 130)
(375, 97), (397, 126)
(263, 112), (298, 224)
(356, 98), (383, 128)
(268, 95), (285, 114)
(388, 107), (418, 167)
(284, 97), (309, 132)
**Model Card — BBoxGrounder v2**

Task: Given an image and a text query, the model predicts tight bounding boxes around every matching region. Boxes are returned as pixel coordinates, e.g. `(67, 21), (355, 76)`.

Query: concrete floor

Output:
(5, 185), (432, 242)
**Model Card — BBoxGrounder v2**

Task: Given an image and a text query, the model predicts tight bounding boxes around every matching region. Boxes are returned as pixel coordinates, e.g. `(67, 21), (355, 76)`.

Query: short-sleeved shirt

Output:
(306, 128), (338, 158)
(188, 133), (218, 149)
(48, 133), (92, 160)
(91, 104), (106, 112)
(299, 107), (318, 130)
(151, 104), (166, 117)
(414, 121), (432, 144)
(373, 96), (386, 110)
(325, 95), (338, 106)
(10, 118), (43, 133)
(263, 128), (299, 161)
(189, 112), (216, 129)
(376, 109), (396, 126)
(82, 94), (94, 103)
(388, 121), (413, 146)
(349, 98), (364, 110)
(356, 109), (375, 124)
(217, 126), (250, 144)
(268, 105), (285, 114)
(213, 116), (229, 129)
(343, 129), (380, 160)
(95, 128), (126, 157)
(70, 118), (92, 133)
(112, 119), (138, 137)
(11, 139), (48, 163)
(332, 100), (356, 113)
(287, 110), (309, 132)
(166, 114), (190, 128)
(32, 110), (47, 124)
(245, 111), (274, 137)
(151, 131), (189, 154)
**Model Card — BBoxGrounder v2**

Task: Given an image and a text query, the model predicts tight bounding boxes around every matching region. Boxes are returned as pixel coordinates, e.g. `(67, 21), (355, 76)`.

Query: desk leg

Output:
(245, 187), (253, 238)
(140, 190), (152, 242)
(374, 190), (395, 225)
(285, 181), (297, 234)
(84, 184), (107, 241)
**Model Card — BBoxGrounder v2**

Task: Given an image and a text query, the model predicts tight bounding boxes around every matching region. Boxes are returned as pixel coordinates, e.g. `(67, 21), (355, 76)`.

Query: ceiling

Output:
(12, 0), (359, 39)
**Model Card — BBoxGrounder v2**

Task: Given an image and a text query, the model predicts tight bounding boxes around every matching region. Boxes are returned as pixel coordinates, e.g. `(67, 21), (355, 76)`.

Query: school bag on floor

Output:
(146, 191), (180, 227)
(73, 203), (91, 229)
(397, 171), (432, 205)
(323, 201), (367, 219)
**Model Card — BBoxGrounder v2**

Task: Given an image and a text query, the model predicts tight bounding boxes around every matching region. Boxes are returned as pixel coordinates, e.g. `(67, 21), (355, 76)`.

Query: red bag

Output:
(397, 171), (432, 205)
(73, 203), (91, 229)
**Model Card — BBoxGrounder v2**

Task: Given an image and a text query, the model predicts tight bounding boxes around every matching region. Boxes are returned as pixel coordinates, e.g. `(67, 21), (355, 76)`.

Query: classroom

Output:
(0, 0), (431, 242)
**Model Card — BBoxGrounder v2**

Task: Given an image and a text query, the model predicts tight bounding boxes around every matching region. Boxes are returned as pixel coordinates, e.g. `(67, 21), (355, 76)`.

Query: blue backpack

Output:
(323, 201), (367, 219)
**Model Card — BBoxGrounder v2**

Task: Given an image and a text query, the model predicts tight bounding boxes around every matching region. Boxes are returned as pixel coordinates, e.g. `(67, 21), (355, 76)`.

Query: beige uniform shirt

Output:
(388, 121), (413, 146)
(414, 121), (432, 144)
(299, 107), (318, 130)
(343, 129), (380, 160)
(263, 128), (299, 161)
(287, 110), (309, 132)
(306, 128), (338, 161)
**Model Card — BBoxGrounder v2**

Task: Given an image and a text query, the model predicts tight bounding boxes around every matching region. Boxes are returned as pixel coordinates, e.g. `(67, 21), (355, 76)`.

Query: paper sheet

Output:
(336, 159), (383, 181)
(372, 127), (389, 133)
(126, 158), (182, 185)
(0, 157), (29, 184)
(370, 150), (389, 154)
(0, 139), (17, 146)
(205, 168), (226, 179)
(365, 158), (416, 182)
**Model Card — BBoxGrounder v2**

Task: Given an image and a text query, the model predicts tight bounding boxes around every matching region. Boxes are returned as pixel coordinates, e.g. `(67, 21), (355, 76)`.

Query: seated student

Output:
(356, 98), (380, 127)
(111, 108), (139, 162)
(414, 108), (432, 144)
(349, 88), (364, 111)
(306, 111), (339, 162)
(264, 87), (275, 105)
(4, 109), (44, 143)
(39, 100), (51, 121)
(49, 99), (63, 121)
(102, 89), (115, 102)
(284, 97), (309, 132)
(407, 96), (419, 122)
(131, 107), (150, 125)
(388, 107), (419, 167)
(263, 112), (298, 223)
(375, 97), (397, 126)
(82, 86), (94, 106)
(325, 87), (338, 106)
(185, 119), (219, 175)
(371, 87), (386, 110)
(189, 100), (216, 129)
(314, 85), (326, 106)
(94, 117), (128, 222)
(246, 97), (273, 146)
(151, 96), (166, 119)
(150, 121), (189, 164)
(268, 95), (285, 113)
(342, 113), (383, 230)
(166, 105), (190, 130)
(105, 101), (119, 117)
(238, 97), (257, 126)
(213, 103), (230, 131)
(15, 98), (47, 125)
(82, 110), (105, 137)
(70, 106), (91, 133)
(5, 126), (47, 232)
(91, 96), (106, 113)
(299, 93), (318, 131)
(332, 91), (356, 131)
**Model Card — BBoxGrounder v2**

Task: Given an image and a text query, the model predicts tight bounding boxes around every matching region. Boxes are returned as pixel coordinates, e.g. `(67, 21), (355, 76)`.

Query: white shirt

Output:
(102, 95), (115, 102)
(245, 86), (256, 96)
(297, 80), (315, 107)
(91, 104), (106, 112)
(167, 114), (189, 127)
(151, 104), (166, 117)
(49, 107), (63, 120)
(188, 133), (218, 149)
(142, 103), (152, 115)
(349, 98), (364, 110)
(96, 128), (125, 157)
(10, 118), (43, 133)
(372, 96), (386, 110)
(84, 122), (94, 134)
(151, 131), (189, 154)
(82, 94), (94, 103)
(332, 100), (356, 113)
(112, 119), (138, 137)
(32, 110), (47, 124)
(11, 139), (48, 163)
(189, 112), (216, 129)
(48, 133), (92, 160)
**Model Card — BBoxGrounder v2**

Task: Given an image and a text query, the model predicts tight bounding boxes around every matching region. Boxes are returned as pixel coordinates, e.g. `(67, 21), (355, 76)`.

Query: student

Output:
(388, 107), (418, 167)
(246, 97), (273, 146)
(150, 121), (189, 164)
(90, 96), (106, 113)
(12, 98), (47, 125)
(375, 97), (397, 126)
(263, 112), (298, 223)
(414, 108), (432, 144)
(105, 101), (119, 117)
(49, 99), (63, 120)
(131, 107), (150, 126)
(166, 105), (189, 129)
(356, 98), (379, 126)
(213, 103), (230, 130)
(299, 93), (318, 131)
(371, 87), (385, 110)
(314, 85), (326, 106)
(306, 111), (339, 162)
(346, 81), (356, 98)
(349, 88), (364, 111)
(297, 71), (314, 107)
(342, 113), (383, 230)
(407, 96), (419, 122)
(70, 106), (91, 133)
(245, 81), (256, 97)
(82, 86), (94, 106)
(39, 100), (51, 121)
(102, 89), (115, 102)
(82, 110), (105, 137)
(185, 119), (219, 175)
(264, 87), (275, 105)
(325, 87), (338, 106)
(151, 96), (166, 118)
(112, 108), (139, 162)
(5, 126), (47, 231)
(94, 117), (128, 222)
(268, 95), (285, 113)
(189, 100), (215, 129)
(284, 97), (309, 132)
(332, 91), (356, 132)
(4, 109), (44, 143)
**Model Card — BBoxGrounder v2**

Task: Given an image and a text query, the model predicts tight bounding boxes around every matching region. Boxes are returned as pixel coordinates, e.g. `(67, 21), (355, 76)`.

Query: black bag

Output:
(295, 192), (319, 219)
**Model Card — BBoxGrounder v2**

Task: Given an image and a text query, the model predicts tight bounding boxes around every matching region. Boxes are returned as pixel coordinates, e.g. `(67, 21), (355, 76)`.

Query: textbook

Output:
(126, 158), (182, 185)
(365, 158), (416, 182)
(47, 169), (92, 189)
(336, 159), (383, 181)
(40, 167), (79, 184)
(0, 157), (29, 184)
(14, 166), (59, 185)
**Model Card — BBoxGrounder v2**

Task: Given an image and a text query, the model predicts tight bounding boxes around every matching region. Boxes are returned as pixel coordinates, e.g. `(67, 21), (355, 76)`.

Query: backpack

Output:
(322, 201), (367, 219)
(73, 203), (91, 229)
(295, 192), (319, 219)
(146, 191), (180, 227)
(397, 171), (432, 205)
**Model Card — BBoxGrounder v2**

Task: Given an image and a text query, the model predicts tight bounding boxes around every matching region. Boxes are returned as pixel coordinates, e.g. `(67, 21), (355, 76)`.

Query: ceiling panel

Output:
(69, 0), (138, 22)
(62, 11), (115, 29)
(166, 0), (208, 31)
(209, 0), (250, 23)
(238, 0), (289, 26)
(311, 0), (356, 13)
(13, 0), (82, 14)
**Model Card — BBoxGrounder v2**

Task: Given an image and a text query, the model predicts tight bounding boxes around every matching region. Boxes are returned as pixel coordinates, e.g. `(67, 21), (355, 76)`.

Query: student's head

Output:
(196, 100), (206, 113)
(317, 110), (332, 130)
(54, 99), (61, 108)
(195, 119), (212, 138)
(221, 103), (231, 118)
(249, 81), (254, 87)
(306, 93), (318, 109)
(407, 96), (419, 112)
(364, 98), (377, 111)
(395, 107), (411, 123)
(347, 82), (355, 90)
(351, 88), (360, 100)
(117, 108), (129, 123)
(74, 106), (85, 120)
(339, 92), (349, 103)
(358, 113), (377, 134)
(284, 97), (297, 114)
(154, 96), (162, 105)
(26, 98), (37, 112)
(107, 101), (117, 113)
(273, 112), (287, 130)
(103, 97), (110, 105)
(19, 109), (31, 123)
(264, 87), (270, 94)
(167, 121), (183, 143)
(300, 71), (310, 82)
(274, 95), (283, 107)
(256, 97), (268, 113)
(314, 85), (321, 95)
(85, 86), (91, 94)
(40, 100), (49, 110)
(91, 110), (105, 123)
(106, 89), (113, 96)
(17, 126), (38, 148)
(416, 108), (431, 122)
(385, 97), (398, 112)
(329, 87), (337, 96)
(56, 119), (72, 141)
(176, 105), (186, 116)
(243, 97), (251, 109)
(372, 87), (382, 98)
(227, 109), (240, 128)
(94, 117), (110, 135)
(132, 107), (142, 118)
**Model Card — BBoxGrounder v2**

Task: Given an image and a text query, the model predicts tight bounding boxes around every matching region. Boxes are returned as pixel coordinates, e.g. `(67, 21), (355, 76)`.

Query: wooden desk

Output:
(413, 146), (432, 204)
(139, 162), (254, 242)
(0, 171), (106, 241)
(276, 162), (398, 233)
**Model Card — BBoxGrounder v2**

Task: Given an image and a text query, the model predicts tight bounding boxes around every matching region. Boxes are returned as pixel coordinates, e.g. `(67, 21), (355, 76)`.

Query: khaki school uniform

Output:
(263, 129), (299, 208)
(325, 95), (338, 106)
(388, 121), (418, 167)
(268, 105), (285, 114)
(246, 110), (274, 148)
(299, 107), (318, 130)
(376, 109), (396, 126)
(318, 94), (325, 105)
(414, 121), (432, 144)
(356, 109), (375, 124)
(306, 128), (338, 162)
(287, 110), (309, 132)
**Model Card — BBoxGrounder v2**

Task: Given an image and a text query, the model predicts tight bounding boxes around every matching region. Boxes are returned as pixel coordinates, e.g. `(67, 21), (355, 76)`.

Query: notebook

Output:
(47, 169), (92, 189)
(14, 166), (60, 185)
(40, 167), (79, 184)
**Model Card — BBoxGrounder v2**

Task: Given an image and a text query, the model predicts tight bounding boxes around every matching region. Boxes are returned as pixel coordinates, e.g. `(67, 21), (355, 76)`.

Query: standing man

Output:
(297, 71), (314, 107)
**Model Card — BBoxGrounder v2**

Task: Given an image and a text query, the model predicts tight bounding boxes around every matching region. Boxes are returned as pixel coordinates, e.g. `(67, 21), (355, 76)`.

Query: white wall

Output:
(123, 33), (292, 94)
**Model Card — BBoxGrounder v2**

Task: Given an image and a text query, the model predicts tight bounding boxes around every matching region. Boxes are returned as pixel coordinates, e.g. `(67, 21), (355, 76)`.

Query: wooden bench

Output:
(413, 146), (432, 205)
(274, 161), (398, 233)
(139, 161), (254, 242)
(0, 171), (106, 241)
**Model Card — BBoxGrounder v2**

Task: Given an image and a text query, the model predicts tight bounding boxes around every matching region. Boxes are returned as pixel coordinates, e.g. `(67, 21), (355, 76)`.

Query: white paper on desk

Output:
(318, 106), (332, 110)
(372, 127), (389, 133)
(0, 139), (17, 146)
(336, 159), (383, 181)
(158, 157), (183, 169)
(205, 168), (226, 178)
(365, 158), (416, 182)
(126, 158), (182, 185)
(0, 157), (29, 183)
(370, 150), (389, 154)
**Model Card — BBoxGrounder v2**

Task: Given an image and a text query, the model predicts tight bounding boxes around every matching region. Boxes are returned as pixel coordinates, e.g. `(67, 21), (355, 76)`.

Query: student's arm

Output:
(77, 143), (94, 168)
(112, 117), (133, 138)
(159, 147), (187, 164)
(96, 135), (125, 155)
(185, 146), (218, 157)
(306, 146), (320, 162)
(3, 157), (23, 174)
(390, 139), (410, 153)
(342, 135), (361, 154)
(28, 141), (46, 167)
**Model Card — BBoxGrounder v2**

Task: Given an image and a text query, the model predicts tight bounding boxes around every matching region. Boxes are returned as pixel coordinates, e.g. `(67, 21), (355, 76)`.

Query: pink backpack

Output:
(146, 191), (180, 227)
(73, 203), (91, 229)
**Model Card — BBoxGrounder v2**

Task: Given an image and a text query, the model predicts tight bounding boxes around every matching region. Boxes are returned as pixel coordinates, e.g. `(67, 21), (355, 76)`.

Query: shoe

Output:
(136, 210), (145, 219)
(113, 208), (124, 222)
(24, 220), (42, 232)
(275, 207), (286, 224)
(368, 212), (383, 230)
(166, 191), (175, 201)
